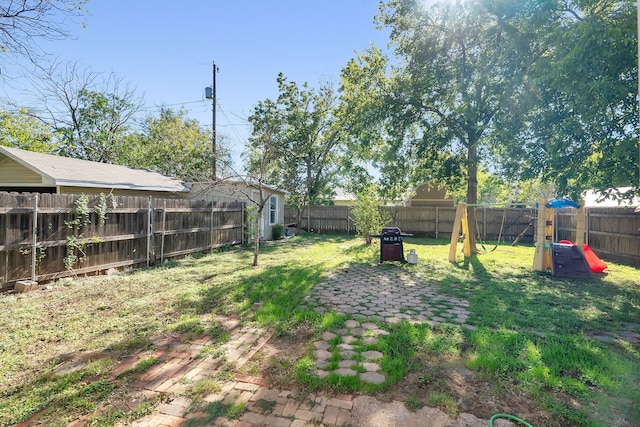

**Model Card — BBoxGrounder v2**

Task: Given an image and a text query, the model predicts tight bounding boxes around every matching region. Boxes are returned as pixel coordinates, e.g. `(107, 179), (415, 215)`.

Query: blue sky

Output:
(3, 1), (392, 162)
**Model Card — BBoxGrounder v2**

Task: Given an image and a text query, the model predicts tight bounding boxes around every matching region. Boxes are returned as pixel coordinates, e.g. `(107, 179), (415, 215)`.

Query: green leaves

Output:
(127, 108), (217, 182)
(493, 0), (638, 199)
(350, 185), (392, 245)
(246, 73), (343, 208)
(56, 89), (138, 164)
(0, 110), (56, 153)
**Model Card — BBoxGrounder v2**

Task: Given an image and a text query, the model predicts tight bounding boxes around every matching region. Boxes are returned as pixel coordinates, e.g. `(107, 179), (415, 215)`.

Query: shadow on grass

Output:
(170, 236), (358, 334)
(417, 244), (640, 338)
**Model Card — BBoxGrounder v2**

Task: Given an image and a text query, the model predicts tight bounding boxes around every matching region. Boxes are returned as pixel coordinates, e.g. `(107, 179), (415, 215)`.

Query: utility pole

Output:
(205, 62), (219, 180)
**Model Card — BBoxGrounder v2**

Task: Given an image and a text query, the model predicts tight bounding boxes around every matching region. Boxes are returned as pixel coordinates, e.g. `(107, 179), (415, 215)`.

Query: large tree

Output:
(341, 0), (551, 251)
(55, 87), (140, 162)
(26, 62), (143, 163)
(491, 0), (638, 200)
(125, 108), (221, 182)
(0, 109), (55, 152)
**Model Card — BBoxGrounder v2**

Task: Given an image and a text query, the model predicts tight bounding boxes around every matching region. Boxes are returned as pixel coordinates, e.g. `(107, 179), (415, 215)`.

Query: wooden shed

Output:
(0, 146), (189, 198)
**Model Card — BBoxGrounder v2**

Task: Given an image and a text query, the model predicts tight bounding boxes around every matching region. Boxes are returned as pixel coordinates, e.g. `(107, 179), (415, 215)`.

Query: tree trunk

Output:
(295, 206), (303, 230)
(253, 210), (261, 266)
(467, 144), (479, 254)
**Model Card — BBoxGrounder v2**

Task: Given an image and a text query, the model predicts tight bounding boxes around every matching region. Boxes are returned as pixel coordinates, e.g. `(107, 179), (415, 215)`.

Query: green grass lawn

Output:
(1, 235), (638, 426)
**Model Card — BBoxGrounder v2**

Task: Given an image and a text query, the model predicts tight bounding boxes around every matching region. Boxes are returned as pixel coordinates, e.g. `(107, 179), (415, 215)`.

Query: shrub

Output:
(350, 187), (391, 245)
(272, 223), (284, 240)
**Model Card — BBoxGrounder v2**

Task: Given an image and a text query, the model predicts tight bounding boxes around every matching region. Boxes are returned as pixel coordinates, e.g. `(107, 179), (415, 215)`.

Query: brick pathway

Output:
(127, 375), (356, 427)
(64, 265), (504, 427)
(98, 318), (360, 427)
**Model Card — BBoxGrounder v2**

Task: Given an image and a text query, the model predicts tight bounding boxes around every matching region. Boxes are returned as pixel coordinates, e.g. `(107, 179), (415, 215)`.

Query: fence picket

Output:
(0, 192), (245, 290)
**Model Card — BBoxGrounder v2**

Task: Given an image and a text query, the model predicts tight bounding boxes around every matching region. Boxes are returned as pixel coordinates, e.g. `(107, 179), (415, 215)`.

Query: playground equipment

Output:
(559, 240), (608, 273)
(448, 201), (524, 262)
(582, 243), (608, 272)
(448, 202), (471, 262)
(532, 198), (607, 276)
(475, 206), (506, 252)
(449, 198), (607, 276)
(532, 197), (582, 272)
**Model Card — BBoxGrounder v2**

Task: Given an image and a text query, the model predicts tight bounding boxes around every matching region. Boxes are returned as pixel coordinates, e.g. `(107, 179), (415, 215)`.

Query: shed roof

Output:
(0, 146), (189, 193)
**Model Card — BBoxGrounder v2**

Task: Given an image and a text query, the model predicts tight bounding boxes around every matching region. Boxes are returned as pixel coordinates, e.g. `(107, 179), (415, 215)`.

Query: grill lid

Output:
(381, 227), (401, 236)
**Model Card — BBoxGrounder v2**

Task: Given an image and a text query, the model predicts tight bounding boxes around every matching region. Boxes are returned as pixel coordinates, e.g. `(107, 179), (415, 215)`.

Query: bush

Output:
(350, 187), (391, 245)
(272, 223), (284, 240)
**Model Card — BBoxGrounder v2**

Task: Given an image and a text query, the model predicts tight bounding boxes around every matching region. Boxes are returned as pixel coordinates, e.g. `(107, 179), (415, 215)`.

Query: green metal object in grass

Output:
(489, 413), (533, 427)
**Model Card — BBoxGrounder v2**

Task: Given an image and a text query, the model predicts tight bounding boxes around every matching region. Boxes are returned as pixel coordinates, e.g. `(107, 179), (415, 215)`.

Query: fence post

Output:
(210, 201), (214, 252)
(161, 201), (166, 263)
(483, 207), (487, 240)
(242, 202), (246, 244)
(147, 197), (152, 267)
(31, 194), (39, 281)
(435, 207), (439, 239)
(585, 207), (590, 246)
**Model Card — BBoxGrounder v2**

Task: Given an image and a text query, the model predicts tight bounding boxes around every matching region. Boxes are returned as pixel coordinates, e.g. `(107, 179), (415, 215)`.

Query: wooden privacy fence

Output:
(0, 192), (245, 290)
(556, 207), (640, 267)
(285, 205), (538, 242)
(286, 204), (639, 267)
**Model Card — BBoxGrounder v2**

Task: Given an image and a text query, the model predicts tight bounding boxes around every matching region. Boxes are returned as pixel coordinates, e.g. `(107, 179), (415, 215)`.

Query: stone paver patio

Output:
(314, 319), (389, 384)
(301, 265), (475, 330)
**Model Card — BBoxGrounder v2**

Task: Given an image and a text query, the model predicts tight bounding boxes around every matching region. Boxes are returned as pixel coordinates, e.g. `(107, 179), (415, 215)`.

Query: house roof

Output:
(333, 188), (356, 201)
(0, 146), (189, 193)
(189, 179), (286, 198)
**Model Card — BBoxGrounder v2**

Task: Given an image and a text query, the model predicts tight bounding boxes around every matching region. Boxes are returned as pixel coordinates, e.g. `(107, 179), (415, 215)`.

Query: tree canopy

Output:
(341, 0), (554, 250)
(339, 0), (637, 250)
(0, 109), (55, 152)
(491, 0), (638, 199)
(55, 88), (140, 163)
(246, 73), (344, 226)
(125, 108), (220, 182)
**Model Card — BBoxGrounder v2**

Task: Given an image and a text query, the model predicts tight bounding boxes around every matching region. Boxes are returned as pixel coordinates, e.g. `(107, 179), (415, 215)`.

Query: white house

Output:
(582, 187), (640, 208)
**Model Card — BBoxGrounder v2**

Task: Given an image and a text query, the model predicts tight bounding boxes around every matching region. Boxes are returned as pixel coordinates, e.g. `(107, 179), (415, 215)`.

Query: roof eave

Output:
(55, 179), (190, 193)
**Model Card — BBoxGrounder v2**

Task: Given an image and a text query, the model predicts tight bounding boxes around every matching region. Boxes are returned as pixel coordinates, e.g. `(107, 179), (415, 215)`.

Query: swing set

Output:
(447, 201), (522, 262)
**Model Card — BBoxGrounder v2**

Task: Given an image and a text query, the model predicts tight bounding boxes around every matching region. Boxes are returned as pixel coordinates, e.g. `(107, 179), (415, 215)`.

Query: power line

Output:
(136, 99), (206, 112)
(218, 102), (248, 144)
